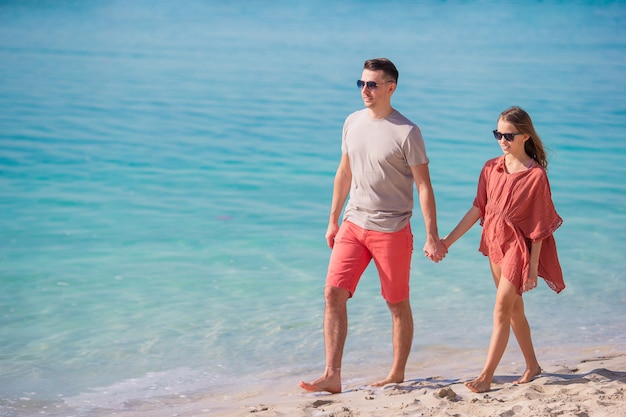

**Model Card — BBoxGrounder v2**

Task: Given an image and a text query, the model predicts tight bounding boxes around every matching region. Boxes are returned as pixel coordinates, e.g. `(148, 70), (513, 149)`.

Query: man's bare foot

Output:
(513, 366), (542, 385)
(299, 375), (342, 394)
(370, 373), (404, 387)
(465, 375), (492, 393)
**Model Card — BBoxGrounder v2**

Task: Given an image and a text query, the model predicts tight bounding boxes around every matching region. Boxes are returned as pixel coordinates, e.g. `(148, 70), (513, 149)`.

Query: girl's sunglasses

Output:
(493, 130), (523, 142)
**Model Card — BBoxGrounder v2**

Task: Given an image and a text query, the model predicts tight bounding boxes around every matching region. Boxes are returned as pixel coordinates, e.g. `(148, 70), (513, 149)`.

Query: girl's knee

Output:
(510, 306), (529, 327)
(493, 299), (515, 323)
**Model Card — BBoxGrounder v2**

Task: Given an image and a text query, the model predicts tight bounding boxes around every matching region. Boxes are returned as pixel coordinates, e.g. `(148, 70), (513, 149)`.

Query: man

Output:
(299, 58), (447, 394)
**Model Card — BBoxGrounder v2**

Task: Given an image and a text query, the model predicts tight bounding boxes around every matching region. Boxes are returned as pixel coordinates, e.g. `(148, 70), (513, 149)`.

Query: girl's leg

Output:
(510, 296), (542, 383)
(465, 261), (519, 393)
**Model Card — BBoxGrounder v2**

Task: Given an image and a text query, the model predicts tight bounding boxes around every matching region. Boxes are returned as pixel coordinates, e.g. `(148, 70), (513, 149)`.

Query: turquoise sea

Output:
(1, 1), (625, 415)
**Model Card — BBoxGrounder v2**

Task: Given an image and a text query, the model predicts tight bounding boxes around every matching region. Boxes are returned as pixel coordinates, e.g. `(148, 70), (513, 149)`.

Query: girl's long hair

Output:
(499, 106), (548, 169)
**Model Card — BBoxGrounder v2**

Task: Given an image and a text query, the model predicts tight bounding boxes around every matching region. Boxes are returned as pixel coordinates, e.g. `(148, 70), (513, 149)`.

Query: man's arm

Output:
(410, 163), (447, 262)
(326, 153), (352, 249)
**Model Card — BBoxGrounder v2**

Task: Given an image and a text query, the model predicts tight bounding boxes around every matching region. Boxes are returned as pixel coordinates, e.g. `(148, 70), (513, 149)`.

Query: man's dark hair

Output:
(363, 58), (399, 84)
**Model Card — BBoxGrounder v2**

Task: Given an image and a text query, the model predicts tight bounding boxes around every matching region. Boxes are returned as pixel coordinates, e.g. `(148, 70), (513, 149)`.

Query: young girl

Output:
(442, 106), (564, 393)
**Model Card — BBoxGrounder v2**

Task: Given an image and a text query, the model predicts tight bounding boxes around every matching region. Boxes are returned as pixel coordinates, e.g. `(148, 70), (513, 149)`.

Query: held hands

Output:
(423, 238), (448, 263)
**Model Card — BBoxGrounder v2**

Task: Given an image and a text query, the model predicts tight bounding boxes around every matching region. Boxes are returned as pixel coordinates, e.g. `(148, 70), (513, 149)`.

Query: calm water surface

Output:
(0, 1), (625, 415)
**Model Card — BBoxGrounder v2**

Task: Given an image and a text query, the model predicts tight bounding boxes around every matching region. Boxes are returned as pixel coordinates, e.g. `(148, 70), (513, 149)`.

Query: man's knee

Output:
(324, 285), (351, 304)
(386, 298), (412, 315)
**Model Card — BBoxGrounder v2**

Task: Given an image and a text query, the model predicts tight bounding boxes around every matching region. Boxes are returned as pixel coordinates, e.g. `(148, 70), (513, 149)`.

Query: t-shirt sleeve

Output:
(341, 117), (349, 154)
(404, 125), (429, 166)
(519, 172), (563, 241)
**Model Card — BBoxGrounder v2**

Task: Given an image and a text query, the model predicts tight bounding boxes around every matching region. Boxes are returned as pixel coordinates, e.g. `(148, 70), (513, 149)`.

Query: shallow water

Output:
(1, 1), (625, 415)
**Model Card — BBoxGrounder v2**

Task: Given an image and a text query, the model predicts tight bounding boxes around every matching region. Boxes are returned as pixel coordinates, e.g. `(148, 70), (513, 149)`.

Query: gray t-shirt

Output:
(341, 109), (429, 232)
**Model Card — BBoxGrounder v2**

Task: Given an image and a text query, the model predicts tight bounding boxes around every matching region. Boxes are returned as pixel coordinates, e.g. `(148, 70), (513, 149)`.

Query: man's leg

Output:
(300, 221), (371, 393)
(368, 224), (414, 386)
(371, 299), (413, 386)
(299, 286), (350, 393)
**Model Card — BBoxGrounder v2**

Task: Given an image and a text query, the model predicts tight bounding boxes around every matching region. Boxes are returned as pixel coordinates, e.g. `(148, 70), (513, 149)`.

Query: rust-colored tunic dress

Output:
(473, 156), (565, 295)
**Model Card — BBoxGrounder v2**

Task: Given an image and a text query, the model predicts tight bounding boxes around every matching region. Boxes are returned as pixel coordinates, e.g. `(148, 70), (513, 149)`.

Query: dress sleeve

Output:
(520, 171), (563, 241)
(472, 163), (489, 223)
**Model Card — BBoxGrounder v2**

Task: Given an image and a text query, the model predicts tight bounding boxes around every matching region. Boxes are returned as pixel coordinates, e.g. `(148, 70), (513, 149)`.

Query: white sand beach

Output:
(92, 350), (625, 417)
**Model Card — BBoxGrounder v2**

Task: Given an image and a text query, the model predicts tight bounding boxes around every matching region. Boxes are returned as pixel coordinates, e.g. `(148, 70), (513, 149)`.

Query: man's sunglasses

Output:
(492, 130), (523, 142)
(357, 80), (394, 90)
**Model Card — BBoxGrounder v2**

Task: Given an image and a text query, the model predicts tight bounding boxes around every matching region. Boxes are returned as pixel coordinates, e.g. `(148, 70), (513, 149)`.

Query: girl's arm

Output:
(524, 240), (543, 291)
(441, 206), (481, 249)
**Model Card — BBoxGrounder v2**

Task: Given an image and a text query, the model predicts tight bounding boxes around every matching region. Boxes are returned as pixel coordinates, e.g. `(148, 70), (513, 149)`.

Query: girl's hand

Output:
(524, 267), (539, 291)
(525, 240), (543, 291)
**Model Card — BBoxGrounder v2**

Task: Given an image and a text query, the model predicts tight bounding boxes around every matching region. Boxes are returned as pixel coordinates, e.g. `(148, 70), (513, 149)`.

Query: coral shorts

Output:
(326, 220), (414, 303)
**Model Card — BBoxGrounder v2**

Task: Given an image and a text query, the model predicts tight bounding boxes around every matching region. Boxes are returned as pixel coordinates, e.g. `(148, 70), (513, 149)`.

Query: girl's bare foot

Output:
(465, 375), (492, 393)
(513, 366), (542, 385)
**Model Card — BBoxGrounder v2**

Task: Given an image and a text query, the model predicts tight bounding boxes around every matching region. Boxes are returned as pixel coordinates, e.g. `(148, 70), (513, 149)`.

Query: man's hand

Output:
(423, 238), (447, 263)
(326, 223), (340, 249)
